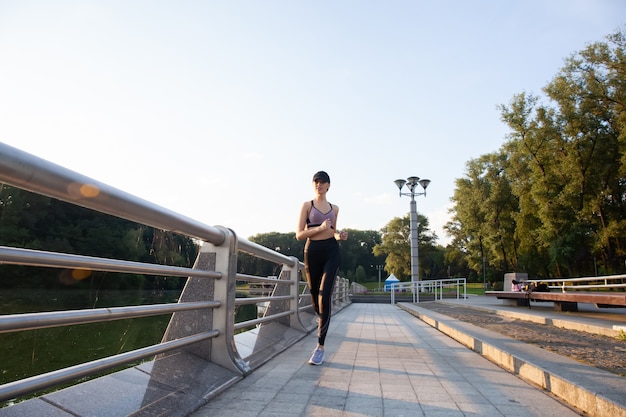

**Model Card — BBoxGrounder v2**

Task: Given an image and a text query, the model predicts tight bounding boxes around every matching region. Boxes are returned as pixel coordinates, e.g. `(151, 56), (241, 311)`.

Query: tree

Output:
(373, 214), (437, 280)
(543, 30), (626, 274)
(499, 30), (626, 276)
(335, 229), (383, 281)
(449, 28), (626, 280)
(243, 232), (304, 277)
(446, 158), (493, 277)
(0, 185), (198, 290)
(354, 265), (367, 283)
(244, 229), (384, 282)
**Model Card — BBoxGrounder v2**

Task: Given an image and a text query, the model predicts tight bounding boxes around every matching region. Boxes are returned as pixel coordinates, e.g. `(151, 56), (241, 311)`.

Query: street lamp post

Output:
(394, 177), (430, 301)
(376, 265), (383, 292)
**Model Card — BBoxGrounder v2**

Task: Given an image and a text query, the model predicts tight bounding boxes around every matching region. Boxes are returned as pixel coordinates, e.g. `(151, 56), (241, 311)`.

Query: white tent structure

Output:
(384, 274), (400, 292)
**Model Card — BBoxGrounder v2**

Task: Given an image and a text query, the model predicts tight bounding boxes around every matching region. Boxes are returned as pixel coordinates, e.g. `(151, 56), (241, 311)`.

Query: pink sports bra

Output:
(307, 200), (335, 228)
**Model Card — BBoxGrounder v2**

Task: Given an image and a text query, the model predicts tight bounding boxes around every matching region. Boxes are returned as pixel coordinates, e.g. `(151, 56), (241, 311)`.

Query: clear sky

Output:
(1, 1), (624, 245)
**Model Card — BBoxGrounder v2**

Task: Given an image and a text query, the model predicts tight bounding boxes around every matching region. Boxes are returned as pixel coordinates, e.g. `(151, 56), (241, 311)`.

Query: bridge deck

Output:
(191, 302), (594, 417)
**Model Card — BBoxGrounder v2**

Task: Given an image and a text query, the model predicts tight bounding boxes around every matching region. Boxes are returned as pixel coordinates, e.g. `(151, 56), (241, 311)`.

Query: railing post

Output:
(338, 278), (344, 304)
(205, 226), (250, 374)
(462, 278), (467, 300)
(415, 280), (419, 303)
(159, 246), (223, 364)
(339, 277), (348, 304)
(285, 256), (307, 332)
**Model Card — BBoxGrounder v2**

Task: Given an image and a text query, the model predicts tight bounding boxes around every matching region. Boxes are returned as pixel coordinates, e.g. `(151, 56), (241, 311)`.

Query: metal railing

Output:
(525, 275), (626, 291)
(0, 142), (350, 414)
(350, 282), (368, 294)
(389, 278), (467, 304)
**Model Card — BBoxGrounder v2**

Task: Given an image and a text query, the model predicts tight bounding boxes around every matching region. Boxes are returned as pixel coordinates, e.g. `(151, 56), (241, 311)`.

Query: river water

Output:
(0, 287), (255, 402)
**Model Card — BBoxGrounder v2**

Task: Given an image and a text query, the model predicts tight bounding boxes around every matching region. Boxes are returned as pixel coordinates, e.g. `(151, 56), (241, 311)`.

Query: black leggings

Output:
(304, 237), (340, 346)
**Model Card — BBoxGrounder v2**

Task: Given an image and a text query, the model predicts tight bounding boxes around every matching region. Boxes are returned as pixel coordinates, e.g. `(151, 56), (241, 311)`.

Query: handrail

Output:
(0, 142), (227, 246)
(235, 295), (294, 306)
(389, 278), (467, 304)
(0, 331), (219, 402)
(238, 239), (300, 268)
(0, 301), (219, 333)
(234, 310), (294, 331)
(0, 142), (350, 413)
(526, 274), (626, 283)
(236, 273), (295, 284)
(524, 275), (626, 292)
(0, 246), (221, 279)
(0, 142), (299, 269)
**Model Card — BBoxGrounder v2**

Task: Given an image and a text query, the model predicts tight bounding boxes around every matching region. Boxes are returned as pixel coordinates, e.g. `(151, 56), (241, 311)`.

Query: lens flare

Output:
(71, 269), (92, 280)
(79, 184), (100, 198)
(67, 182), (101, 199)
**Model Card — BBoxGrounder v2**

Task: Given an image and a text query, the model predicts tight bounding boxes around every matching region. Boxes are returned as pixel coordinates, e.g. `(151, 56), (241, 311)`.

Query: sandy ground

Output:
(417, 301), (626, 377)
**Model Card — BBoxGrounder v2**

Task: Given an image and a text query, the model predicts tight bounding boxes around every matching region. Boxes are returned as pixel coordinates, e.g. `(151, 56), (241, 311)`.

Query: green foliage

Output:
(1, 183), (453, 290)
(354, 265), (367, 282)
(447, 28), (626, 279)
(243, 227), (467, 286)
(0, 316), (168, 385)
(373, 214), (439, 280)
(245, 229), (386, 282)
(0, 185), (198, 290)
(242, 232), (304, 277)
(337, 229), (385, 280)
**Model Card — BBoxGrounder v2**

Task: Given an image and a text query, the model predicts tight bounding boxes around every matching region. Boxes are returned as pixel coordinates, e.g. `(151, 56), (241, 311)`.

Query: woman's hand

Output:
(338, 230), (348, 240)
(321, 219), (333, 230)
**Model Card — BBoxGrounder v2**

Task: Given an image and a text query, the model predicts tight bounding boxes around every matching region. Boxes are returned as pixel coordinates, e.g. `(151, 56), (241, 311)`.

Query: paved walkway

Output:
(190, 302), (586, 417)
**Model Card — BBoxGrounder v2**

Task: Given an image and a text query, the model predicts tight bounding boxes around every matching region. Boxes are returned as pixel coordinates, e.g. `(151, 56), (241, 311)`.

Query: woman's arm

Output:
(332, 206), (348, 241)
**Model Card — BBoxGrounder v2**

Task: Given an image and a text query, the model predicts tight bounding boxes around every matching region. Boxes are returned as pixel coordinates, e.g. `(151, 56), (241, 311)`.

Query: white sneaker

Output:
(308, 346), (324, 365)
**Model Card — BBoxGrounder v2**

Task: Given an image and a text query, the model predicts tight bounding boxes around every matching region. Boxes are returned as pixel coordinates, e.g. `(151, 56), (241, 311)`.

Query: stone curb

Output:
(442, 299), (622, 338)
(398, 302), (626, 417)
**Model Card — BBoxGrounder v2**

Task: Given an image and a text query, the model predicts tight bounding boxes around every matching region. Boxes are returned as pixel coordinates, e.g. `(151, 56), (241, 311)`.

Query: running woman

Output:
(296, 171), (348, 365)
